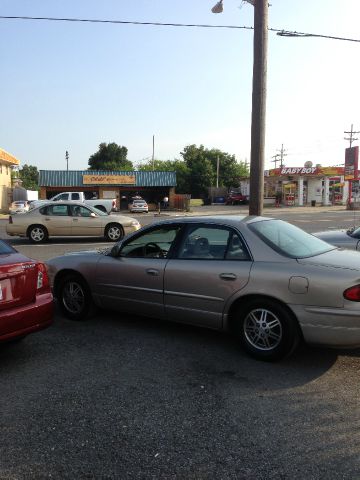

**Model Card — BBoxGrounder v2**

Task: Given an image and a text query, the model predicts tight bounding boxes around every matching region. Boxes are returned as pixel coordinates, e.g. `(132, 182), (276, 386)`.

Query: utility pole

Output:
(211, 0), (268, 215)
(216, 156), (220, 188)
(152, 135), (155, 170)
(65, 150), (69, 171)
(272, 144), (287, 169)
(271, 153), (280, 169)
(249, 0), (268, 216)
(344, 124), (359, 148)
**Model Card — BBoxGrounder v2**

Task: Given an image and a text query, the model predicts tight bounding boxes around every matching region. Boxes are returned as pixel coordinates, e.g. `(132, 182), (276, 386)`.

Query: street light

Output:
(211, 1), (223, 13)
(211, 0), (268, 215)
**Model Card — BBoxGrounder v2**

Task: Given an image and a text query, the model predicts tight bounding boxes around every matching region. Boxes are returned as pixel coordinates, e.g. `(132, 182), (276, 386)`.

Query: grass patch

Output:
(189, 199), (204, 207)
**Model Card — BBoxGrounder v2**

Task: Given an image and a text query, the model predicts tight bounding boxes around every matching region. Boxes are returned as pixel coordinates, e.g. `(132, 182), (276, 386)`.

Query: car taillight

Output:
(37, 262), (50, 293)
(344, 285), (360, 302)
(112, 200), (116, 208)
(9, 216), (13, 224)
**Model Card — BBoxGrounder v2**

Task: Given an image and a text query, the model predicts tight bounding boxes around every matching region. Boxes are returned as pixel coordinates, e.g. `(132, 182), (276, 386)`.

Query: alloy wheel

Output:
(62, 280), (85, 315)
(243, 308), (282, 351)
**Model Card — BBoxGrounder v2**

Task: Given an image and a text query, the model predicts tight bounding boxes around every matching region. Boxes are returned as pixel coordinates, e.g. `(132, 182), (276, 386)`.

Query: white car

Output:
(129, 200), (149, 213)
(9, 201), (29, 214)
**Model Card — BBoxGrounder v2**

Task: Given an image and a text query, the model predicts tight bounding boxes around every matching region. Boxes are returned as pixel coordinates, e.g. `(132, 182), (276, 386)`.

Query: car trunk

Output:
(0, 254), (38, 312)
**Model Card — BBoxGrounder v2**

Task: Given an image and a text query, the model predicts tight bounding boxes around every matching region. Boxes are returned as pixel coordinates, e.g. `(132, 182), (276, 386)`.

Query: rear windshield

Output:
(0, 240), (16, 255)
(249, 219), (336, 258)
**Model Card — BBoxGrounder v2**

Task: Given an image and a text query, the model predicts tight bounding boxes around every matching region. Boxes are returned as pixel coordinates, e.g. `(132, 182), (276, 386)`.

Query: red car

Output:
(0, 240), (53, 342)
(225, 192), (249, 205)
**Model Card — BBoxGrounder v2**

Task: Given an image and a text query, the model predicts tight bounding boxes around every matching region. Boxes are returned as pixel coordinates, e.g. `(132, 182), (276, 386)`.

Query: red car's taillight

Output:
(36, 262), (50, 294)
(9, 216), (13, 224)
(344, 285), (360, 302)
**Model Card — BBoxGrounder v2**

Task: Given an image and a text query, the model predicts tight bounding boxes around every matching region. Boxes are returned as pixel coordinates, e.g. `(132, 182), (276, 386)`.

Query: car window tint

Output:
(121, 226), (181, 258)
(39, 206), (48, 215)
(225, 233), (251, 260)
(72, 193), (80, 200)
(249, 219), (335, 258)
(57, 193), (68, 200)
(71, 205), (92, 217)
(48, 205), (69, 216)
(0, 240), (15, 254)
(178, 226), (236, 260)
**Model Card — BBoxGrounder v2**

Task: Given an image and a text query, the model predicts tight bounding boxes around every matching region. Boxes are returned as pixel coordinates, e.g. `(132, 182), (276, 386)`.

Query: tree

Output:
(180, 145), (215, 198)
(180, 145), (249, 197)
(18, 164), (39, 190)
(137, 158), (190, 194)
(88, 142), (133, 171)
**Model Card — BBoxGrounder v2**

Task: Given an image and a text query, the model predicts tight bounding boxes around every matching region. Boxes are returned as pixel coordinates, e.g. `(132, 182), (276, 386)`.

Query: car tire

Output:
(233, 298), (300, 361)
(105, 223), (124, 242)
(28, 225), (48, 243)
(57, 274), (92, 321)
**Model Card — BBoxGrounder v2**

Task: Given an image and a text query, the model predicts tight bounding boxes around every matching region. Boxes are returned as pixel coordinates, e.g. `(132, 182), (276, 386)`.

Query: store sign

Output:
(344, 147), (359, 180)
(281, 167), (317, 175)
(268, 166), (344, 177)
(83, 175), (136, 185)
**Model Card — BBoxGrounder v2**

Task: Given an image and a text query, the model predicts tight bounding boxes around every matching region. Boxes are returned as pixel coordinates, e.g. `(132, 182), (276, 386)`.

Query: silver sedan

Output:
(47, 215), (360, 361)
(6, 201), (141, 243)
(313, 226), (360, 250)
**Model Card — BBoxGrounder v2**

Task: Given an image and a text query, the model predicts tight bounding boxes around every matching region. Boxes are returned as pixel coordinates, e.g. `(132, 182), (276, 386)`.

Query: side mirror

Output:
(90, 212), (97, 218)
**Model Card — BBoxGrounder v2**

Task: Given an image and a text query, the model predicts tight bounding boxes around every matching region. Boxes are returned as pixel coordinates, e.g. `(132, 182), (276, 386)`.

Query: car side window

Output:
(225, 232), (251, 260)
(120, 226), (181, 258)
(48, 205), (69, 216)
(71, 205), (92, 217)
(177, 225), (250, 261)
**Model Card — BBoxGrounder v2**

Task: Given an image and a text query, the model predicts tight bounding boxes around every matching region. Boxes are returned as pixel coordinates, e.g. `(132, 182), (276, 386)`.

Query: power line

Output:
(0, 15), (360, 43)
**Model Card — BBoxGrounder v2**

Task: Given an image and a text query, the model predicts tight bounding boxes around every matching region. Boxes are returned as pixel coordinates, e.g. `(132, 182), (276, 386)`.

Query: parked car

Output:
(128, 199), (149, 213)
(30, 192), (116, 214)
(313, 226), (360, 250)
(225, 191), (249, 205)
(6, 202), (141, 243)
(0, 239), (53, 342)
(9, 200), (29, 214)
(47, 215), (360, 361)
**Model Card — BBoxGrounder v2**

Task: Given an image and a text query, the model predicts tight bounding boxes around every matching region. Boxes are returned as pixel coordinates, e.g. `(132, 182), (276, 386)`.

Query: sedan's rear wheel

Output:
(57, 274), (92, 321)
(234, 299), (300, 361)
(28, 225), (48, 243)
(105, 223), (124, 242)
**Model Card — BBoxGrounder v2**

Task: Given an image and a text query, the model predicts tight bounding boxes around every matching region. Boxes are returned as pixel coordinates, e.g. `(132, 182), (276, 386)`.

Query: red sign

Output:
(344, 146), (359, 180)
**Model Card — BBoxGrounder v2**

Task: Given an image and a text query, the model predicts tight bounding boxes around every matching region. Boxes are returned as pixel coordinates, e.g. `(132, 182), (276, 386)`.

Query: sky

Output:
(1, 0), (360, 172)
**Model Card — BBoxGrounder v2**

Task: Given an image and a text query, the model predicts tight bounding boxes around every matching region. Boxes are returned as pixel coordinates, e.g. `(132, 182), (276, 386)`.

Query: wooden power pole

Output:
(249, 0), (268, 216)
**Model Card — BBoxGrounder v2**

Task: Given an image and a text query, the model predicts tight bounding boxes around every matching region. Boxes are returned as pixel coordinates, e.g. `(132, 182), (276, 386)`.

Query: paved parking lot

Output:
(2, 206), (360, 478)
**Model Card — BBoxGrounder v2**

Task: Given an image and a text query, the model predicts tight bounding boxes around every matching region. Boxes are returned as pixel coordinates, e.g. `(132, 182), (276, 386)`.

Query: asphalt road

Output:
(2, 207), (360, 479)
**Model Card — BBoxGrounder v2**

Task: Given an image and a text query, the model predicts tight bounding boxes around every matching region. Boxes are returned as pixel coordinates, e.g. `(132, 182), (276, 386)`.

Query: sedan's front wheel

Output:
(105, 223), (124, 242)
(57, 274), (92, 321)
(28, 225), (48, 243)
(234, 299), (300, 361)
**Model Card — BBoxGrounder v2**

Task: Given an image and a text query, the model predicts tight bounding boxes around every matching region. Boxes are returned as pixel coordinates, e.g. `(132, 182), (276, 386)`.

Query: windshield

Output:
(249, 219), (336, 258)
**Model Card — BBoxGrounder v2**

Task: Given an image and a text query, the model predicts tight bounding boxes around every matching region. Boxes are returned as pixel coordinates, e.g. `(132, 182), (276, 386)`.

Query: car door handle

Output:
(146, 269), (160, 276)
(219, 273), (237, 281)
(44, 218), (51, 221)
(73, 218), (79, 222)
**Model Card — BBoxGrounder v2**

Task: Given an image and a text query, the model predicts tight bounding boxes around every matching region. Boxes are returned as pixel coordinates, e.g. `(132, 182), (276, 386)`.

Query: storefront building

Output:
(263, 165), (348, 206)
(39, 170), (177, 210)
(0, 148), (20, 213)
